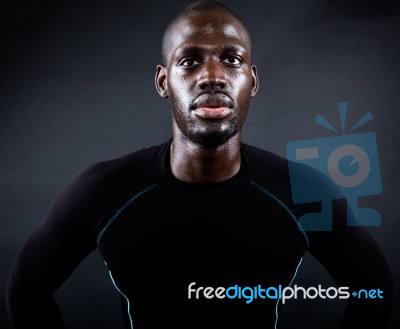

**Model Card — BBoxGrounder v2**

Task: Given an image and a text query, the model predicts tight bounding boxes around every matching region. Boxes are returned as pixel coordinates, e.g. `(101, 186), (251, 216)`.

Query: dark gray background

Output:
(1, 0), (399, 328)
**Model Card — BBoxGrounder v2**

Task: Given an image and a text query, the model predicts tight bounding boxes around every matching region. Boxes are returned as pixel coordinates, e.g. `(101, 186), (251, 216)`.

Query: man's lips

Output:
(191, 93), (233, 119)
(193, 107), (232, 119)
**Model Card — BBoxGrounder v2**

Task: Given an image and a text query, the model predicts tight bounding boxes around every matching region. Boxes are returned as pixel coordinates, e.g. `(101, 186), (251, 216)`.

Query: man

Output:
(6, 1), (393, 328)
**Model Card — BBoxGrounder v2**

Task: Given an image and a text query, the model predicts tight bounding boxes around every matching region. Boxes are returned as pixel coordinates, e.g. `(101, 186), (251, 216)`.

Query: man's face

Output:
(156, 10), (258, 148)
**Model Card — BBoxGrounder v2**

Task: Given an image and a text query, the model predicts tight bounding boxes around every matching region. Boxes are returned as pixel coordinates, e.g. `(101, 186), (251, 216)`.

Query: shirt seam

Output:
(96, 183), (158, 246)
(250, 181), (310, 248)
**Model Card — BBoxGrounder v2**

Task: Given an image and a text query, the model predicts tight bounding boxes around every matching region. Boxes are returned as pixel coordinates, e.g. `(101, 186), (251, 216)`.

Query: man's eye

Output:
(222, 56), (242, 65)
(180, 58), (201, 66)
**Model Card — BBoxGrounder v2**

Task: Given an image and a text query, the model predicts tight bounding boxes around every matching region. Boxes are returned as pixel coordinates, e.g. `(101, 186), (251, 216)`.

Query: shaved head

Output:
(161, 0), (252, 66)
(155, 0), (258, 149)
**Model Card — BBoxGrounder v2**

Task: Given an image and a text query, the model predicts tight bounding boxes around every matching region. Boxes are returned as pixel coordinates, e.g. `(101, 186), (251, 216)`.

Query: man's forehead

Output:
(165, 11), (251, 61)
(177, 18), (247, 40)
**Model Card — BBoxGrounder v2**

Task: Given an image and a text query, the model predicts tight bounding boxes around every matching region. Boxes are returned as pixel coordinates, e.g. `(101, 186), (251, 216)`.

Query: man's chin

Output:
(187, 129), (239, 149)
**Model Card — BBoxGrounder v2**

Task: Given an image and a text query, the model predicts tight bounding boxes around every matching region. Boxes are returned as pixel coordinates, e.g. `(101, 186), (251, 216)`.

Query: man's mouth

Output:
(193, 106), (232, 119)
(192, 94), (233, 119)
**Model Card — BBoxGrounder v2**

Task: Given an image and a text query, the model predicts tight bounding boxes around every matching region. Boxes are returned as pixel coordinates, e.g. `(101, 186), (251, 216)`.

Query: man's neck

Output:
(170, 133), (242, 184)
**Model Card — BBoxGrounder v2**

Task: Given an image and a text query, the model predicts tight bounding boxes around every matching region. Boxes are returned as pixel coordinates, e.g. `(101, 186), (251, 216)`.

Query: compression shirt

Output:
(6, 140), (393, 329)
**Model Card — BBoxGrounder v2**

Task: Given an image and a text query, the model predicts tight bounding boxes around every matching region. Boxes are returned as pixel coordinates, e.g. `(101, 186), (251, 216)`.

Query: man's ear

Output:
(155, 65), (168, 98)
(250, 65), (259, 97)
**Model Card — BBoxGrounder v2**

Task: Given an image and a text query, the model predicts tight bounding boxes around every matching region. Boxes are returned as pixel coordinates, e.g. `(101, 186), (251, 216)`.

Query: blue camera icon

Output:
(286, 132), (382, 231)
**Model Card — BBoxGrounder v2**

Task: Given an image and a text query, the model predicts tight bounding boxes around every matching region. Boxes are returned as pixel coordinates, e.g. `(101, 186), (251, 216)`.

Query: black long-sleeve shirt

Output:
(6, 140), (393, 328)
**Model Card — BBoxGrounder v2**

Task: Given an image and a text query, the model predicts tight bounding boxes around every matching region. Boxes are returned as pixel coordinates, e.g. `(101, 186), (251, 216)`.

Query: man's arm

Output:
(6, 222), (95, 328)
(288, 160), (394, 328)
(6, 164), (104, 328)
(305, 191), (394, 329)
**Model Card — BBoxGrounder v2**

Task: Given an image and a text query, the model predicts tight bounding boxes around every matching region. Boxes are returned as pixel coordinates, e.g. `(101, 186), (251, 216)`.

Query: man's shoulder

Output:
(243, 143), (326, 180)
(41, 143), (167, 238)
(90, 143), (161, 172)
(243, 143), (333, 200)
(242, 143), (289, 172)
(67, 142), (166, 195)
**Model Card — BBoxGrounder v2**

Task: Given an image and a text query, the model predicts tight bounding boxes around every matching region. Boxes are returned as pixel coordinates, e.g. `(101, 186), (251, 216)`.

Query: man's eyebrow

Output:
(177, 46), (202, 55)
(219, 44), (247, 53)
(175, 44), (247, 57)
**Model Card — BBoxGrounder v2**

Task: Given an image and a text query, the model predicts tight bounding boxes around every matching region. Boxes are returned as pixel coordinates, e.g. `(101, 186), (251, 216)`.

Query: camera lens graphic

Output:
(286, 119), (382, 229)
(327, 144), (371, 188)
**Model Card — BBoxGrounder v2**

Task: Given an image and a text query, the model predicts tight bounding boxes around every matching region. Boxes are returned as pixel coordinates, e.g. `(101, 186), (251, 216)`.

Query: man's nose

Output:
(197, 59), (227, 90)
